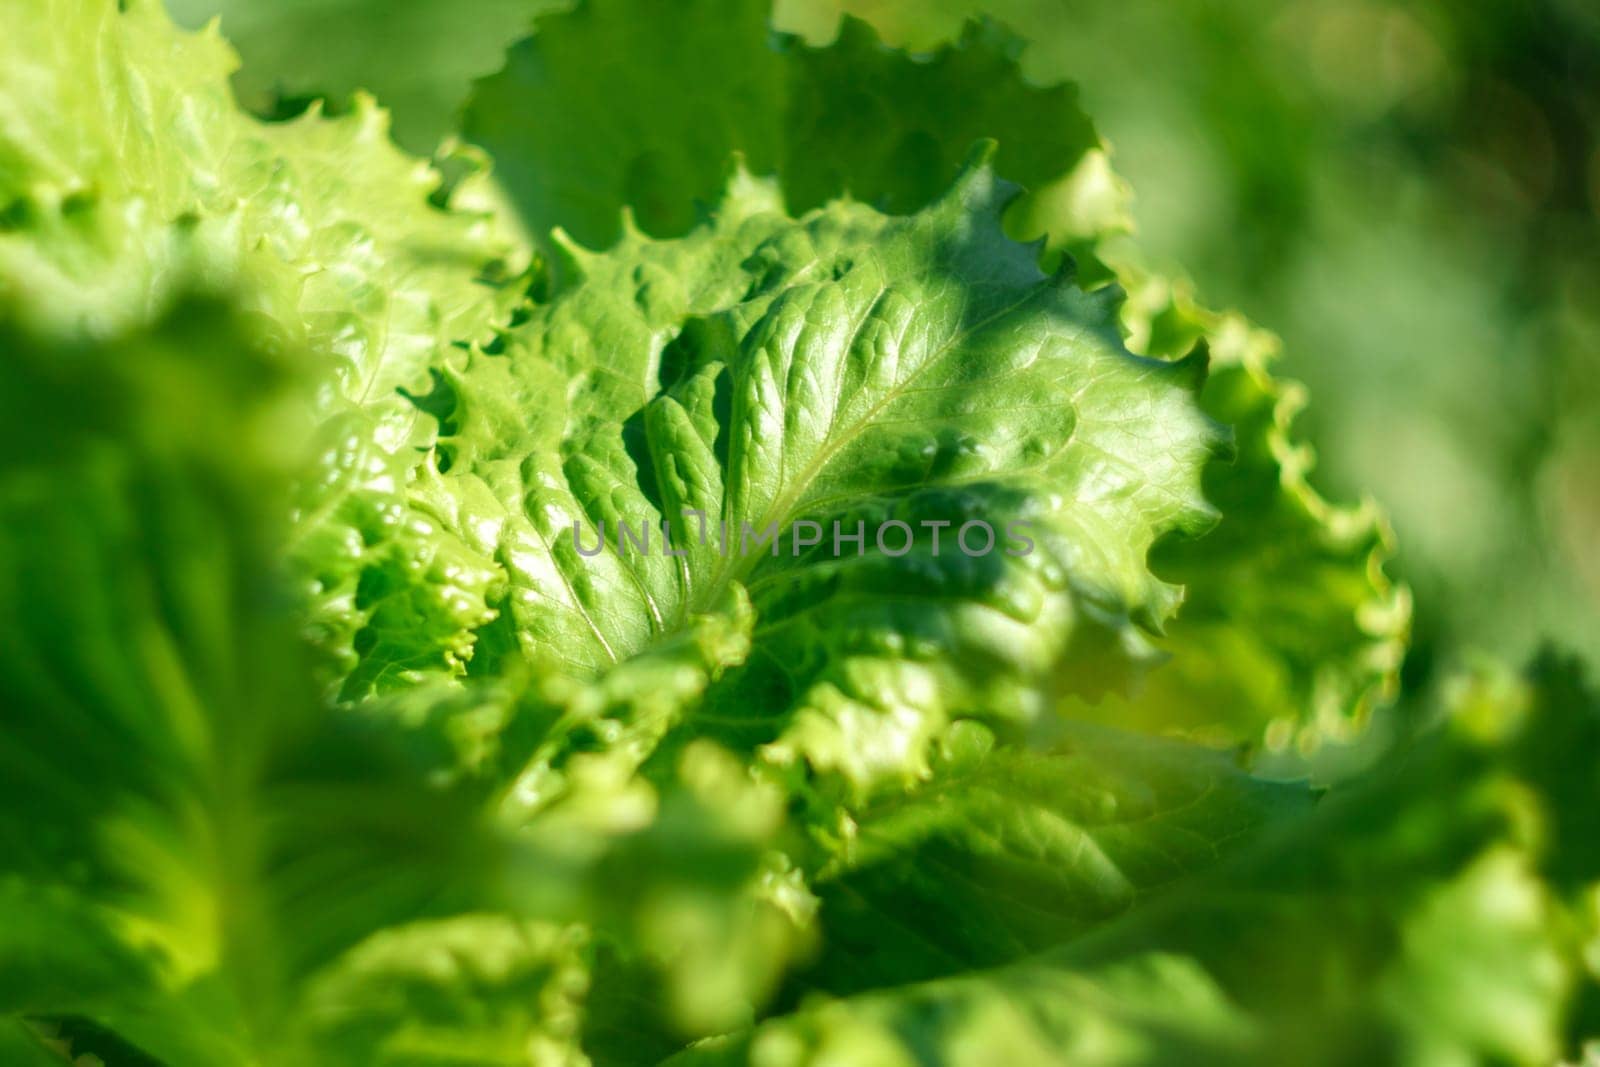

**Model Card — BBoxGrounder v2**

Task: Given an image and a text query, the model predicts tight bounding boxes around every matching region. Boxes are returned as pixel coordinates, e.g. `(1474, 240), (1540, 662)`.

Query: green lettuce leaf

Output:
(779, 719), (1314, 998)
(286, 414), (508, 699)
(341, 644), (819, 1043)
(458, 0), (1407, 748)
(3, 6), (1559, 1067)
(1096, 260), (1411, 750)
(464, 0), (1099, 249)
(0, 0), (536, 698)
(674, 954), (1257, 1067)
(1009, 141), (1409, 747)
(0, 0), (525, 437)
(0, 293), (806, 1063)
(674, 655), (1600, 1067)
(414, 153), (1220, 797)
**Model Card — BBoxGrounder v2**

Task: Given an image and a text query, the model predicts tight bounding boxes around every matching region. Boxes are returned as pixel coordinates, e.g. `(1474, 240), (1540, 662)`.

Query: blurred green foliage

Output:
(1076, 0), (1600, 681)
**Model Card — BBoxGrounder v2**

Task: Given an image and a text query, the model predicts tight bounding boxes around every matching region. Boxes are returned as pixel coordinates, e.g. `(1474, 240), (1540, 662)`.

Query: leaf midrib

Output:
(680, 277), (1045, 622)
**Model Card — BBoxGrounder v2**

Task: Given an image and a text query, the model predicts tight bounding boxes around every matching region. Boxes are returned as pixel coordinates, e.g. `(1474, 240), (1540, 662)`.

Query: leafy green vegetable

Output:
(465, 1), (1097, 249)
(423, 151), (1221, 800)
(457, 0), (1407, 748)
(677, 656), (1600, 1067)
(0, 0), (524, 429)
(1099, 259), (1410, 750)
(0, 2), (1590, 1066)
(0, 296), (804, 1062)
(0, 0), (539, 699)
(780, 720), (1314, 998)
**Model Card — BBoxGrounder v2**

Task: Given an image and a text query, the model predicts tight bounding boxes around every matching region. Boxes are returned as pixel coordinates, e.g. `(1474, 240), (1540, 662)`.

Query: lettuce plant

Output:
(0, 2), (1593, 1065)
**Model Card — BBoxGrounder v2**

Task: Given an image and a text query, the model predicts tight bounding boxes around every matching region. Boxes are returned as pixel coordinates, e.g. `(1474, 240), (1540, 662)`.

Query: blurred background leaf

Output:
(164, 0), (570, 152)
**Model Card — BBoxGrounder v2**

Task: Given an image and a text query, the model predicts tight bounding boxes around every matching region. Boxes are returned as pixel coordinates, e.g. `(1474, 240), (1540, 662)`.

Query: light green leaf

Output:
(1028, 666), (1586, 1067)
(460, 0), (1407, 746)
(785, 720), (1313, 996)
(0, 0), (535, 697)
(1012, 125), (1410, 749)
(420, 154), (1220, 797)
(0, 299), (815, 1063)
(287, 412), (507, 699)
(0, 0), (525, 440)
(497, 588), (757, 826)
(1093, 263), (1411, 749)
(674, 656), (1600, 1067)
(511, 727), (815, 1043)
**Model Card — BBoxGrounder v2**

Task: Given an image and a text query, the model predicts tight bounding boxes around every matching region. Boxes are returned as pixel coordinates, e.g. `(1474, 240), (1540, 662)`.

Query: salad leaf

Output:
(0, 0), (525, 437)
(0, 3), (1584, 1066)
(1103, 260), (1410, 750)
(779, 720), (1314, 998)
(675, 656), (1600, 1067)
(464, 0), (1098, 249)
(0, 293), (804, 1064)
(998, 135), (1411, 749)
(0, 0), (535, 697)
(676, 952), (1258, 1067)
(458, 0), (1406, 747)
(416, 152), (1221, 797)
(297, 916), (589, 1066)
